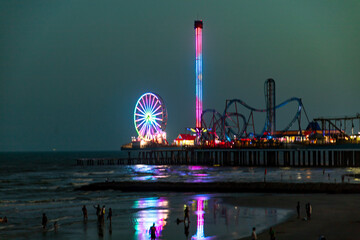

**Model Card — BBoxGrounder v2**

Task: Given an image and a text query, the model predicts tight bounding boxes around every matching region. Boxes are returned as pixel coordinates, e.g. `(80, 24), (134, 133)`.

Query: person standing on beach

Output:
(82, 205), (88, 220)
(149, 223), (156, 240)
(97, 205), (105, 222)
(308, 203), (312, 220)
(184, 206), (190, 223)
(269, 227), (276, 240)
(251, 227), (257, 240)
(94, 204), (101, 218)
(42, 213), (48, 229)
(296, 201), (300, 218)
(107, 208), (112, 225)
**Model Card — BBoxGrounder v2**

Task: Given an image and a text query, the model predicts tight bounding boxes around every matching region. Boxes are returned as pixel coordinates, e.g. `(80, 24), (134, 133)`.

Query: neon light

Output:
(134, 92), (167, 141)
(191, 197), (213, 240)
(133, 197), (169, 240)
(195, 20), (203, 129)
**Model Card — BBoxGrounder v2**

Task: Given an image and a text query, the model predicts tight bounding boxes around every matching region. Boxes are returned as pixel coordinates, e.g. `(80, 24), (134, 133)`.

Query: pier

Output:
(77, 147), (360, 167)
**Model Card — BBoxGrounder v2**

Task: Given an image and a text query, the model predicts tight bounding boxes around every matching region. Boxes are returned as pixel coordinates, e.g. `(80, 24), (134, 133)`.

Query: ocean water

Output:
(0, 151), (359, 239)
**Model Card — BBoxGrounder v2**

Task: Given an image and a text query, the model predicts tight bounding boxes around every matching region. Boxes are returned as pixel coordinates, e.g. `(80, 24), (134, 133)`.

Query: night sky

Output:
(1, 1), (359, 151)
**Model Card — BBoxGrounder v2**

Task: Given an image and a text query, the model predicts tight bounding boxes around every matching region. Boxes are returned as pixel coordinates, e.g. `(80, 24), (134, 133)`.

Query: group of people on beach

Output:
(251, 226), (276, 240)
(35, 202), (285, 239)
(90, 204), (112, 224)
(40, 204), (113, 232)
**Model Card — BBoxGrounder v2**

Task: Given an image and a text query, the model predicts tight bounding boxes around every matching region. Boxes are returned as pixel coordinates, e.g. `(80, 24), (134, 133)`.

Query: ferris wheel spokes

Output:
(134, 92), (167, 141)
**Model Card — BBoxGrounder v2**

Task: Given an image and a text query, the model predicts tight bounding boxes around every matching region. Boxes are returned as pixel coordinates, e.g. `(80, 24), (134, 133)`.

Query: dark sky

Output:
(1, 1), (359, 151)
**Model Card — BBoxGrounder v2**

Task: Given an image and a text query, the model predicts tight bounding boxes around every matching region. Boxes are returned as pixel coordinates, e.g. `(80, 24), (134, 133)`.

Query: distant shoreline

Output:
(77, 181), (360, 194)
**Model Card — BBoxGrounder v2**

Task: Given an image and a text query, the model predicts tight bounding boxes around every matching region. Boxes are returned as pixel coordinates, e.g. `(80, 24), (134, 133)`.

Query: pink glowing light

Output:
(133, 197), (169, 240)
(191, 197), (214, 240)
(195, 20), (203, 129)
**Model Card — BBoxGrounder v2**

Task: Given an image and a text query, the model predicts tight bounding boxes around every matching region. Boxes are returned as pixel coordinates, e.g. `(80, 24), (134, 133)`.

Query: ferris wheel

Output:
(134, 92), (167, 141)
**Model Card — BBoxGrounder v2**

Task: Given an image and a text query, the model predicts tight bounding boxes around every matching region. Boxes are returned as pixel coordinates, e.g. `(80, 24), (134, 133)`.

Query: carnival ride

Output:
(134, 92), (168, 142)
(201, 80), (310, 142)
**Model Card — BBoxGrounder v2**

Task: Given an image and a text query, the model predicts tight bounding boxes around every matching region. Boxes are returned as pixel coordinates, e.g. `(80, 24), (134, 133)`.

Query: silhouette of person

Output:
(94, 204), (101, 219)
(82, 205), (88, 220)
(251, 227), (257, 240)
(42, 213), (48, 229)
(269, 227), (275, 240)
(296, 201), (300, 218)
(107, 208), (112, 225)
(149, 223), (156, 240)
(101, 205), (106, 222)
(184, 206), (190, 223)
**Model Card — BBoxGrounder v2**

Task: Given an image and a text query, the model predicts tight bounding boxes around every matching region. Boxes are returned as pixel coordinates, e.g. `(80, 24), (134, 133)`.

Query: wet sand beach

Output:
(79, 182), (360, 239)
(227, 194), (360, 240)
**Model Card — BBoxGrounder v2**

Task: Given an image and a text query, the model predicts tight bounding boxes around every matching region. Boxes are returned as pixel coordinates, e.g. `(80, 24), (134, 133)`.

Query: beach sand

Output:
(223, 194), (360, 240)
(79, 182), (360, 239)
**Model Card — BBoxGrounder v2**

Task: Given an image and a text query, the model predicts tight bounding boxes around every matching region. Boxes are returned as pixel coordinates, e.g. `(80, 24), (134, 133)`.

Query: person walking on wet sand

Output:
(42, 213), (48, 229)
(184, 206), (190, 223)
(82, 205), (88, 220)
(251, 227), (257, 240)
(107, 208), (112, 225)
(296, 201), (300, 218)
(149, 223), (156, 240)
(269, 227), (276, 240)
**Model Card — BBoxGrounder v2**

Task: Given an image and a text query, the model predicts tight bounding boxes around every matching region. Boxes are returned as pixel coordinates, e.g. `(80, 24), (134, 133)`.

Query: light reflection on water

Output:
(129, 194), (292, 240)
(133, 197), (168, 240)
(191, 196), (214, 240)
(126, 165), (359, 184)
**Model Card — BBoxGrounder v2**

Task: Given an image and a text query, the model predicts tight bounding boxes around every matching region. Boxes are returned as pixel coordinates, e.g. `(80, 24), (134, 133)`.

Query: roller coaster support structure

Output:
(314, 114), (360, 139)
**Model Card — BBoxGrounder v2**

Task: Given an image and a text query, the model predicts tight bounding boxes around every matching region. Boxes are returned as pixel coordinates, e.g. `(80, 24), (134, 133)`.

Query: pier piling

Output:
(76, 148), (360, 168)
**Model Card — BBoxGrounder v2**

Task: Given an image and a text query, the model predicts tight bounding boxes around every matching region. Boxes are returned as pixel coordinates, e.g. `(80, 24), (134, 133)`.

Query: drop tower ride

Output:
(195, 20), (203, 130)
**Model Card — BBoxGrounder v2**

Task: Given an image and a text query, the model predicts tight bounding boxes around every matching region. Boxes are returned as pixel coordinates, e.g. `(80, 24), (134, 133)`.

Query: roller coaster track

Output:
(202, 97), (307, 141)
(224, 97), (304, 137)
